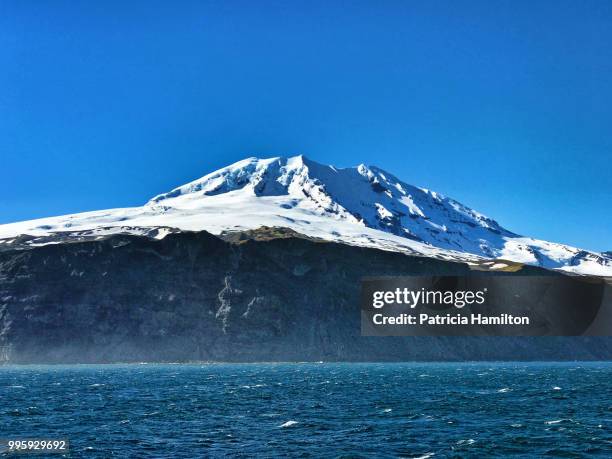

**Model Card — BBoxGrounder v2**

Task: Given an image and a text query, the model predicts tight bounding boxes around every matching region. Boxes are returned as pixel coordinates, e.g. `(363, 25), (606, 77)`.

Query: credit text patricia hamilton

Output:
(373, 313), (530, 326)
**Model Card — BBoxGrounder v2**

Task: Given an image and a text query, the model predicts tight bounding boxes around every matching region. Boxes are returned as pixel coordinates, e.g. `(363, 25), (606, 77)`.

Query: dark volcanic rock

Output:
(0, 230), (610, 363)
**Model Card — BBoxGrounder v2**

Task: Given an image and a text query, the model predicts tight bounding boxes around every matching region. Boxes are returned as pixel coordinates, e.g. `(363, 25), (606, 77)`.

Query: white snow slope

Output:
(1, 155), (610, 276)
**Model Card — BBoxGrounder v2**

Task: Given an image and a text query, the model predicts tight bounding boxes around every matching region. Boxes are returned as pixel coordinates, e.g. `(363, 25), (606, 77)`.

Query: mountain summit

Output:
(0, 155), (610, 276)
(148, 156), (515, 255)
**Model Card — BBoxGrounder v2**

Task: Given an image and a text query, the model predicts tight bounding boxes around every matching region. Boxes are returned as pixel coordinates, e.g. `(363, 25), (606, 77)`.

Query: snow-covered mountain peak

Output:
(146, 155), (515, 253)
(0, 155), (610, 276)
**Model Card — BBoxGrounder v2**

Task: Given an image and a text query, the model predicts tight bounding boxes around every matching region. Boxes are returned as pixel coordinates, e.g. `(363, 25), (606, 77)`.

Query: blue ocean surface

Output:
(1, 362), (611, 457)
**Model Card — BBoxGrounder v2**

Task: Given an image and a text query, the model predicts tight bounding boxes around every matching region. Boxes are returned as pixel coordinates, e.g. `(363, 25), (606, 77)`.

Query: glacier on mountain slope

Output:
(0, 155), (610, 276)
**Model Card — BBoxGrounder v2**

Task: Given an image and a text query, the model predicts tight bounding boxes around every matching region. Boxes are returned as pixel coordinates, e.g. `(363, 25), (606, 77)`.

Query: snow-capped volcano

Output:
(149, 155), (515, 254)
(1, 155), (610, 276)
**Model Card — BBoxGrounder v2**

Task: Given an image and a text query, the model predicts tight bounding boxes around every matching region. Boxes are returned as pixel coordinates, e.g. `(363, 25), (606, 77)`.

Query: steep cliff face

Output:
(0, 229), (610, 363)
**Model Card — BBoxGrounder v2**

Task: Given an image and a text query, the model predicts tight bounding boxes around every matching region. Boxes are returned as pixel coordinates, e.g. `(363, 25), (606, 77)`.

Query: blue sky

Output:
(1, 0), (610, 251)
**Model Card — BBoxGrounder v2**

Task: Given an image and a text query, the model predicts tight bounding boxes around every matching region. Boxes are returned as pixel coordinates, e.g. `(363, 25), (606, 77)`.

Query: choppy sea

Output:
(1, 362), (611, 457)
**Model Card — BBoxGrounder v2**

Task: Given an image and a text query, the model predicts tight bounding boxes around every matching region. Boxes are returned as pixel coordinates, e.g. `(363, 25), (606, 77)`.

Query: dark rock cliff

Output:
(0, 229), (610, 363)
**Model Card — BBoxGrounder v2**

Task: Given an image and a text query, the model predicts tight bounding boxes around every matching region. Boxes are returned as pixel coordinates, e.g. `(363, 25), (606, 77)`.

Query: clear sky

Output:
(1, 0), (610, 251)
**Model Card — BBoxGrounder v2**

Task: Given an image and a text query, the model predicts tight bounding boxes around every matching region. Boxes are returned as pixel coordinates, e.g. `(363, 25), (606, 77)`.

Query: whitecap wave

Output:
(279, 420), (299, 428)
(545, 419), (570, 425)
(456, 439), (476, 446)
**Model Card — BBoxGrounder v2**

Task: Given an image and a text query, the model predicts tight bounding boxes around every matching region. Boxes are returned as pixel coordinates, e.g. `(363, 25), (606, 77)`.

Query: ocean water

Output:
(1, 362), (611, 458)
